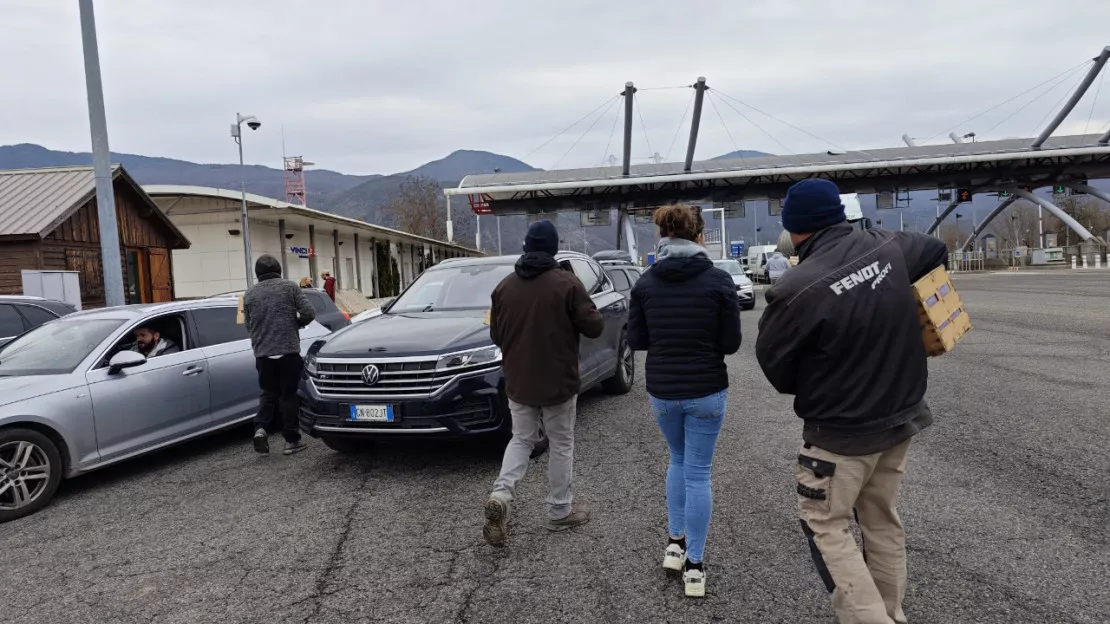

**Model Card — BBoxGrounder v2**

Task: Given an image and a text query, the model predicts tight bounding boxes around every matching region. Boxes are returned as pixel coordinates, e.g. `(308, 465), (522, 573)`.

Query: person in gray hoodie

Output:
(243, 254), (316, 455)
(766, 250), (792, 284)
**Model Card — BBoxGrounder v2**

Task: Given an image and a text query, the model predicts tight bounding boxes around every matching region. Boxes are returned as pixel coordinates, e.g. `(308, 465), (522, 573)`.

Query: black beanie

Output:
(523, 220), (559, 256)
(255, 254), (282, 278)
(782, 179), (847, 234)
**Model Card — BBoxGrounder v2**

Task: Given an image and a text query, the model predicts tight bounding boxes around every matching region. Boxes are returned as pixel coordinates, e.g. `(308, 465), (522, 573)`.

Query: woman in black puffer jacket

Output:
(627, 203), (742, 598)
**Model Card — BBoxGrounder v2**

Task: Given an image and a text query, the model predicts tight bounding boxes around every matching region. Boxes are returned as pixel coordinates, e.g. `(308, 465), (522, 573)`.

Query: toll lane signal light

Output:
(956, 189), (972, 203)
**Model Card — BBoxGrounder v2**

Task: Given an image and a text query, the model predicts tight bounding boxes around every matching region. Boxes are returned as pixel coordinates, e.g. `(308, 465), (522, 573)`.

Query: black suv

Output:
(0, 296), (77, 347)
(298, 251), (634, 452)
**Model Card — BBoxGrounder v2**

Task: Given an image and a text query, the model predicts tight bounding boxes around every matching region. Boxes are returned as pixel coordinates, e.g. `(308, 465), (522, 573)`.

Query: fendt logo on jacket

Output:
(829, 261), (893, 295)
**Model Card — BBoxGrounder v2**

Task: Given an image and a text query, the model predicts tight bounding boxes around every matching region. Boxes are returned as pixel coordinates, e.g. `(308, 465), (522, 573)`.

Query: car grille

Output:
(310, 358), (500, 400)
(449, 398), (497, 428)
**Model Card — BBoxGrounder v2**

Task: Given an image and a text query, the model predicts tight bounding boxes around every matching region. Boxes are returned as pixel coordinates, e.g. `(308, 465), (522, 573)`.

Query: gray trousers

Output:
(491, 397), (577, 520)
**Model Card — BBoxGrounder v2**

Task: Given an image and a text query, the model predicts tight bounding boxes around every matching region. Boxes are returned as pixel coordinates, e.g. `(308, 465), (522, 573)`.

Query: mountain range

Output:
(3, 143), (1103, 254)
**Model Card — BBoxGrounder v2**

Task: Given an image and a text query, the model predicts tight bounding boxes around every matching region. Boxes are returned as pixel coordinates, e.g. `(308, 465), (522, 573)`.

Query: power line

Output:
(1085, 70), (1105, 137)
(982, 65), (1086, 136)
(923, 59), (1093, 141)
(707, 91), (741, 157)
(1031, 67), (1092, 137)
(552, 96), (620, 170)
(633, 93), (656, 161)
(521, 95), (620, 162)
(711, 91), (795, 156)
(600, 98), (623, 166)
(665, 90), (696, 161)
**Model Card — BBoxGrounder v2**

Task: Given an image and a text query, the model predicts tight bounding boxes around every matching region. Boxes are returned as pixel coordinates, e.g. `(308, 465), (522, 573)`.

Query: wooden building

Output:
(0, 165), (190, 308)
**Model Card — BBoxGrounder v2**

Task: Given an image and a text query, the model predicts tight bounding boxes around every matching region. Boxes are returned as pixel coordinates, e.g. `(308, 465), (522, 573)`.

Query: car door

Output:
(85, 314), (212, 461)
(583, 260), (626, 378)
(605, 268), (631, 297)
(0, 304), (26, 347)
(189, 305), (259, 427)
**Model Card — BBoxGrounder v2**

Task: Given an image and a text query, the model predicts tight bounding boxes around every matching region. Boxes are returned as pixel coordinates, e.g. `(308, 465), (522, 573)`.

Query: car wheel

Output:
(320, 436), (368, 454)
(0, 428), (63, 523)
(602, 332), (635, 395)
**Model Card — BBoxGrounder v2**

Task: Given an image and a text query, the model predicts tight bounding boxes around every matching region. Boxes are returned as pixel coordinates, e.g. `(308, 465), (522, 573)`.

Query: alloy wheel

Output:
(0, 441), (51, 511)
(621, 343), (634, 382)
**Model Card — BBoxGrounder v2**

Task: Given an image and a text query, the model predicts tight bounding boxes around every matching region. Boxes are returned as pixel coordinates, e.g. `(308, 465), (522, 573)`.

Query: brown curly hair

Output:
(653, 204), (705, 242)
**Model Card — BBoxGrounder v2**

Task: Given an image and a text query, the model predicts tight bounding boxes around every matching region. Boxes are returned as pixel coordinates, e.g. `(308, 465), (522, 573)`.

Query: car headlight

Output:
(304, 354), (318, 375)
(436, 345), (502, 372)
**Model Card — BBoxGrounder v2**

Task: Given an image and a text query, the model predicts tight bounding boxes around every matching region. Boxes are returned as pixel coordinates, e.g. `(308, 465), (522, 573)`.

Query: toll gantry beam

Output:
(926, 196), (964, 236)
(1033, 46), (1110, 149)
(959, 196), (1018, 251)
(684, 78), (708, 172)
(1009, 187), (1102, 244)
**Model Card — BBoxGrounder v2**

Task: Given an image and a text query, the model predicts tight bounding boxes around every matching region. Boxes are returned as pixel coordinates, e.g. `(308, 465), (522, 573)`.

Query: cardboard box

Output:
(913, 265), (971, 357)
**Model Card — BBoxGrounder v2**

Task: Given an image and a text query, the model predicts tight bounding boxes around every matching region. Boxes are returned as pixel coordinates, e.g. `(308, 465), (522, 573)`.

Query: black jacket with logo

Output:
(755, 223), (948, 454)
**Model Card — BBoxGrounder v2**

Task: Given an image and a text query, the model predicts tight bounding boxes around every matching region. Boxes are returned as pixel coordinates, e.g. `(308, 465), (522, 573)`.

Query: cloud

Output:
(2, 0), (1108, 174)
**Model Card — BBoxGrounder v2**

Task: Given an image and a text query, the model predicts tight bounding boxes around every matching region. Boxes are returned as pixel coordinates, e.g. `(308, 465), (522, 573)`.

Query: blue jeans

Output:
(650, 390), (726, 564)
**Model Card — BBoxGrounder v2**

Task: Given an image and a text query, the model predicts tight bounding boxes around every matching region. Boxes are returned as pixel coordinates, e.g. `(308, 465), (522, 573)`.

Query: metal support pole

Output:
(949, 132), (965, 144)
(332, 229), (341, 288)
(353, 233), (362, 292)
(684, 77), (708, 172)
(476, 215), (481, 252)
(1033, 46), (1110, 148)
(1010, 187), (1101, 243)
(369, 238), (378, 297)
(926, 197), (964, 235)
(445, 194), (454, 242)
(308, 224), (318, 283)
(278, 219), (288, 277)
(1099, 127), (1110, 145)
(621, 82), (636, 176)
(497, 216), (502, 255)
(236, 126), (254, 288)
(616, 207), (626, 250)
(901, 134), (917, 147)
(79, 0), (125, 307)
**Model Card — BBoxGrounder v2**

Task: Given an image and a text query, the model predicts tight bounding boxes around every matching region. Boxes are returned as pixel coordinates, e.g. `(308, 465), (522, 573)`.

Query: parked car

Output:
(603, 265), (643, 298)
(209, 287), (350, 332)
(298, 251), (634, 453)
(712, 259), (756, 310)
(0, 296), (77, 347)
(0, 299), (329, 522)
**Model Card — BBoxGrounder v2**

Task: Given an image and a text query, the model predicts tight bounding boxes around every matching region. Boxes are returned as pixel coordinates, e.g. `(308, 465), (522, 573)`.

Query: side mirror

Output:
(108, 350), (146, 374)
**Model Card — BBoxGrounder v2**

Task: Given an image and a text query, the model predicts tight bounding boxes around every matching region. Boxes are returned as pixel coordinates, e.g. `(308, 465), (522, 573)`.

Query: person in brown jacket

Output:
(482, 220), (604, 546)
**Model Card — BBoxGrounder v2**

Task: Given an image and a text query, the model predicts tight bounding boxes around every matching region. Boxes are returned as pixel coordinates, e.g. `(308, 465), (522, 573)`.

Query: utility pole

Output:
(79, 0), (125, 307)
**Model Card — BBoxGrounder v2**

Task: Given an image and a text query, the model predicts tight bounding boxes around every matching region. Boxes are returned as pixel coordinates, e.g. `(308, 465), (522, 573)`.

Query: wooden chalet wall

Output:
(0, 242), (41, 297)
(40, 183), (177, 308)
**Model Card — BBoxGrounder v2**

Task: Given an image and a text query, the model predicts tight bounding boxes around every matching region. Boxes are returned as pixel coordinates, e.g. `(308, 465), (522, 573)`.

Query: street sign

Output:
(937, 189), (952, 202)
(730, 241), (745, 258)
(527, 212), (557, 224)
(711, 202), (744, 219)
(876, 191), (894, 210)
(579, 207), (611, 227)
(646, 253), (656, 265)
(1014, 249), (1022, 257)
(1053, 184), (1068, 196)
(956, 188), (973, 203)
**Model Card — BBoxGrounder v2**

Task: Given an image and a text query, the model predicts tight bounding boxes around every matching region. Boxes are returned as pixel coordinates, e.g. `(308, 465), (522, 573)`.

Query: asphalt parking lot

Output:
(2, 269), (1108, 624)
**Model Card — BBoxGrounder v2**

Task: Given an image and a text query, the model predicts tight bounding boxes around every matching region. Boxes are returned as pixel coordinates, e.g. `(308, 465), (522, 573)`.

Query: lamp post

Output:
(232, 113), (261, 287)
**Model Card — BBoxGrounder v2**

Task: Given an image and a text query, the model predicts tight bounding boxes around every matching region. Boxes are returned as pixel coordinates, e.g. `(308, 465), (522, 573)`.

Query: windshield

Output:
(0, 319), (124, 376)
(389, 264), (514, 313)
(713, 260), (745, 275)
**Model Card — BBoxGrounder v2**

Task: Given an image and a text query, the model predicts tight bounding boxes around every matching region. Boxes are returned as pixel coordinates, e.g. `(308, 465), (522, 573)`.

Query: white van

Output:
(746, 244), (778, 282)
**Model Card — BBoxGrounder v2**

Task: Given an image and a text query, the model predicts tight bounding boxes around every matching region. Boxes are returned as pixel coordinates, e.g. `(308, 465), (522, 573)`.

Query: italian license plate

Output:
(349, 404), (394, 422)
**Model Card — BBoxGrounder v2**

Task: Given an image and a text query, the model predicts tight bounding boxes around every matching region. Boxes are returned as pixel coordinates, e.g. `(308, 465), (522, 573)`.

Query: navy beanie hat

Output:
(782, 179), (846, 234)
(523, 219), (559, 256)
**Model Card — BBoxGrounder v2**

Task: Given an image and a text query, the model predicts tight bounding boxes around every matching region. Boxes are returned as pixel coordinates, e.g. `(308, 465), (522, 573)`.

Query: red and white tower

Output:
(283, 156), (311, 205)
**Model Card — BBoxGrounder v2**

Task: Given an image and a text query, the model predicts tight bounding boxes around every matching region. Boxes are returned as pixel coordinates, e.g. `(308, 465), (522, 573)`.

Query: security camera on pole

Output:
(232, 113), (261, 287)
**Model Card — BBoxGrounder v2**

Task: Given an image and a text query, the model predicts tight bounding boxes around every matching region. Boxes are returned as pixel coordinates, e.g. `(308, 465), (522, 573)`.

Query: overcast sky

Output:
(3, 0), (1109, 175)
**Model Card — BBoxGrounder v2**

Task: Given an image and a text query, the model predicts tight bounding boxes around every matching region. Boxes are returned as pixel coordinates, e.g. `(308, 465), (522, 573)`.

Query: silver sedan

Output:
(0, 299), (328, 523)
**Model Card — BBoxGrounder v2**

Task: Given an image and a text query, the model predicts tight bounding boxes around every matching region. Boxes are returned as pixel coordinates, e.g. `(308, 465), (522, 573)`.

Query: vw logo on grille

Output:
(361, 364), (381, 386)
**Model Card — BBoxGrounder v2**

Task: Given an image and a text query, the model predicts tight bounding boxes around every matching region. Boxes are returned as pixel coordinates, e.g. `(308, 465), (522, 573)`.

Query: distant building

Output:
(0, 165), (189, 308)
(143, 185), (479, 298)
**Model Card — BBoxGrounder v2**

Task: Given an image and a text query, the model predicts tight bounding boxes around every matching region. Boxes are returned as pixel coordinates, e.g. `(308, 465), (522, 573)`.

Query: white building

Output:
(144, 185), (478, 299)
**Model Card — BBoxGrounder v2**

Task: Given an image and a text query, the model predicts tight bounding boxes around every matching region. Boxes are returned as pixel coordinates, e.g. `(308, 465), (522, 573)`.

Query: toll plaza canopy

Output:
(447, 134), (1110, 215)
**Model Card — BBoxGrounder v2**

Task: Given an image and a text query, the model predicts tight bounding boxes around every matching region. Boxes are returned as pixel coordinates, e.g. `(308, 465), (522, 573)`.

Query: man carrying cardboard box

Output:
(755, 179), (948, 624)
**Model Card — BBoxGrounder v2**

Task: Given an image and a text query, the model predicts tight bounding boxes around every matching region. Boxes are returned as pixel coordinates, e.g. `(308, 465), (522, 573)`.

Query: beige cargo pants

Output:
(796, 438), (912, 624)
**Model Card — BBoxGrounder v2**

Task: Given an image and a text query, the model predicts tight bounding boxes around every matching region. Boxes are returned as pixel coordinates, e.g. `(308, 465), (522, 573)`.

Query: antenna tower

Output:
(284, 156), (310, 205)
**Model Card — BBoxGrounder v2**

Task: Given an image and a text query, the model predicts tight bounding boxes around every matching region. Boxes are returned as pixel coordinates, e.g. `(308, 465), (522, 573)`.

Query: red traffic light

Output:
(956, 188), (972, 203)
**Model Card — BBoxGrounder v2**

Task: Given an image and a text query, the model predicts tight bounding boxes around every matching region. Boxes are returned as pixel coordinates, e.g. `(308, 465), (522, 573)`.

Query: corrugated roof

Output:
(0, 165), (108, 237)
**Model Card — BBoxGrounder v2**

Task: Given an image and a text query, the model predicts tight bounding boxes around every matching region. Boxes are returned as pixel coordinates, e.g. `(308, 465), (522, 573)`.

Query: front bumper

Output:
(737, 287), (755, 308)
(298, 368), (510, 439)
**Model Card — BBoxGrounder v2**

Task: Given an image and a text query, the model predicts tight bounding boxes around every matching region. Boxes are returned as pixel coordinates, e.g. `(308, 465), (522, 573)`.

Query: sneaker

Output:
(546, 507), (590, 532)
(483, 496), (510, 547)
(683, 566), (706, 598)
(283, 439), (308, 455)
(252, 428), (269, 454)
(663, 542), (686, 572)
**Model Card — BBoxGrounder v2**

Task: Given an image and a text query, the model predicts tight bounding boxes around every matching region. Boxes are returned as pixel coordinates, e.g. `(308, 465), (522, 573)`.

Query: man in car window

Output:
(244, 254), (317, 456)
(130, 324), (180, 358)
(482, 220), (605, 546)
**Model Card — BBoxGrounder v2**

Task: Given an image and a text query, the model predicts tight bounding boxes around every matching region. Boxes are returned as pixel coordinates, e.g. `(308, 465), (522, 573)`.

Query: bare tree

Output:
(382, 176), (447, 241)
(1048, 195), (1110, 247)
(937, 223), (965, 251)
